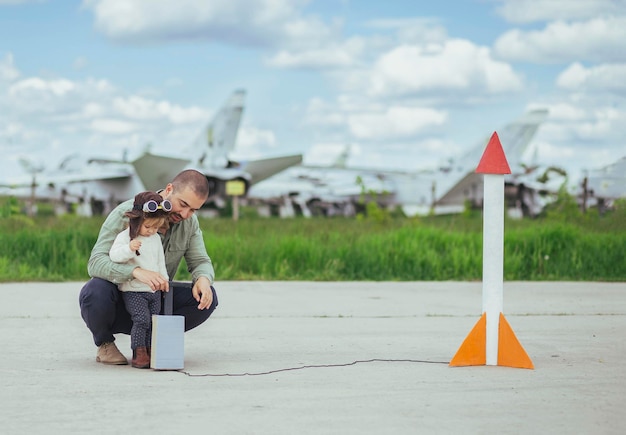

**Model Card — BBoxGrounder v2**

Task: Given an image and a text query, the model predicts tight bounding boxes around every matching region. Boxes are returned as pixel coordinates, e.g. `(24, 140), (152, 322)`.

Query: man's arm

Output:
(183, 217), (215, 310)
(184, 217), (215, 284)
(87, 200), (136, 283)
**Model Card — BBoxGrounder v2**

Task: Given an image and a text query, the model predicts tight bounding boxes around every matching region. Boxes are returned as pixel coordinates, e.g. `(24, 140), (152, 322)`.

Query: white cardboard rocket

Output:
(450, 132), (533, 369)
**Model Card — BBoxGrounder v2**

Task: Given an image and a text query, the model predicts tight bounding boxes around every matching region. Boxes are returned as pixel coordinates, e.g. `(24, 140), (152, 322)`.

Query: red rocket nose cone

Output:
(476, 132), (511, 174)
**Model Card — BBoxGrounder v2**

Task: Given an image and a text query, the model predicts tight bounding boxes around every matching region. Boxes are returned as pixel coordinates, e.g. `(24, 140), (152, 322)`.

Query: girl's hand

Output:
(130, 240), (142, 251)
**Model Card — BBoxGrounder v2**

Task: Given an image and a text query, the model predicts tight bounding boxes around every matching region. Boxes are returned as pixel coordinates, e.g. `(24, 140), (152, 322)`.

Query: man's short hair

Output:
(171, 169), (210, 199)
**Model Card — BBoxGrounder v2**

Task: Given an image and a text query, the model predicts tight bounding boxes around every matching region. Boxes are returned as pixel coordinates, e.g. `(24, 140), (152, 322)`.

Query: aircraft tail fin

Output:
(331, 145), (351, 169)
(457, 109), (548, 172)
(495, 108), (548, 169)
(192, 89), (246, 168)
(436, 108), (548, 207)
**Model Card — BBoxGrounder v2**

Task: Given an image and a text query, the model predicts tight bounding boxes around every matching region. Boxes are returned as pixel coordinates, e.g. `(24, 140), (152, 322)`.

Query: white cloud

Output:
(7, 77), (115, 116)
(494, 0), (626, 24)
(268, 18), (449, 73)
(557, 62), (626, 93)
(82, 102), (105, 118)
(1, 121), (23, 137)
(303, 97), (347, 128)
(530, 98), (626, 179)
(365, 18), (448, 45)
(0, 56), (221, 171)
(347, 106), (447, 140)
(83, 0), (335, 49)
(230, 125), (278, 159)
(3, 73), (212, 156)
(368, 39), (523, 98)
(266, 37), (365, 70)
(9, 77), (75, 97)
(531, 137), (616, 178)
(494, 17), (626, 63)
(280, 14), (339, 49)
(539, 101), (626, 143)
(304, 95), (448, 142)
(112, 96), (209, 124)
(542, 103), (587, 122)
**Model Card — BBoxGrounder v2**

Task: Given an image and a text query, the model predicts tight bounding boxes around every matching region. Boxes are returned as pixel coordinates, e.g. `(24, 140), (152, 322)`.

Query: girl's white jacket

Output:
(109, 228), (169, 293)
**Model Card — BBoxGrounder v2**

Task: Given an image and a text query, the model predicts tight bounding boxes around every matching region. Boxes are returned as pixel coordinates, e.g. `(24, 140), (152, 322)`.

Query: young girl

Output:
(109, 191), (172, 368)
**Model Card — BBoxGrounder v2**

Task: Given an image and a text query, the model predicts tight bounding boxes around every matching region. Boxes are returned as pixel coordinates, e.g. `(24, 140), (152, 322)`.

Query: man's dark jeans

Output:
(79, 277), (218, 346)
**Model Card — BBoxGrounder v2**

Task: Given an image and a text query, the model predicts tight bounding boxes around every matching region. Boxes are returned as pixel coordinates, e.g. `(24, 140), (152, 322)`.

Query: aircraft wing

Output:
(237, 154), (304, 185)
(132, 151), (302, 200)
(44, 169), (133, 185)
(0, 166), (134, 189)
(0, 159), (143, 217)
(132, 152), (191, 192)
(432, 171), (481, 207)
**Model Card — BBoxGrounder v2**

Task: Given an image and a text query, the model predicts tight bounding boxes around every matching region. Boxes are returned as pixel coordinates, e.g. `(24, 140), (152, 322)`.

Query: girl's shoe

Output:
(131, 346), (150, 369)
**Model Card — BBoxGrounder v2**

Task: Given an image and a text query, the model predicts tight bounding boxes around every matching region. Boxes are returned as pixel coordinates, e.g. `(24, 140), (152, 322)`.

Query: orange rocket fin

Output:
(449, 313), (486, 367)
(497, 313), (534, 369)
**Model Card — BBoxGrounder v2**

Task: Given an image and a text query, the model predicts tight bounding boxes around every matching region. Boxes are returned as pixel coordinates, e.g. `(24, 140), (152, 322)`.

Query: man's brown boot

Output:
(96, 342), (128, 365)
(132, 346), (150, 369)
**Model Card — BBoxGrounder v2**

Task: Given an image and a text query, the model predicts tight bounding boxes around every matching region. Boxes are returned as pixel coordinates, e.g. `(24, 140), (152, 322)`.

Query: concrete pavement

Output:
(1, 281), (625, 434)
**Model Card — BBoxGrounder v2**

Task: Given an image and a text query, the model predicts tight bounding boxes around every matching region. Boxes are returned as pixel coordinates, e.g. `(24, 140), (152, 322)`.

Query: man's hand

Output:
(192, 277), (213, 310)
(132, 268), (169, 292)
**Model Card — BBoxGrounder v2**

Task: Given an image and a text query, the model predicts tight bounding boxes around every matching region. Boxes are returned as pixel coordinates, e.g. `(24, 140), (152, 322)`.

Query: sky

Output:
(1, 0), (625, 187)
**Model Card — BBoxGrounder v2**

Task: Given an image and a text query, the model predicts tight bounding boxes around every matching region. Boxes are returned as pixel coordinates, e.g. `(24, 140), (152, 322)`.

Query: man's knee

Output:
(79, 278), (120, 308)
(173, 285), (218, 331)
(79, 278), (127, 345)
(184, 309), (211, 331)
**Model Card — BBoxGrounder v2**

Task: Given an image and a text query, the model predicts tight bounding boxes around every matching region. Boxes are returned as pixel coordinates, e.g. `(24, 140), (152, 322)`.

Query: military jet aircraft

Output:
(247, 109), (550, 218)
(1, 89), (303, 216)
(581, 156), (626, 214)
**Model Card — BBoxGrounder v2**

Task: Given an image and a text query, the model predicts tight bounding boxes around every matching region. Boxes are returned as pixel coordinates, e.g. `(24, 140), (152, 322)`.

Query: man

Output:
(79, 169), (218, 365)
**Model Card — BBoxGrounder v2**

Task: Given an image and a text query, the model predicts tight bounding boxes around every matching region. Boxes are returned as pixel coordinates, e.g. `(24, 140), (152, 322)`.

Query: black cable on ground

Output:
(180, 358), (450, 377)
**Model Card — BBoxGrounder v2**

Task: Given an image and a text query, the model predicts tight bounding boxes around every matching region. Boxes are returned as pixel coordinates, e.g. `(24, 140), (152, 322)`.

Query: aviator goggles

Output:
(142, 199), (172, 213)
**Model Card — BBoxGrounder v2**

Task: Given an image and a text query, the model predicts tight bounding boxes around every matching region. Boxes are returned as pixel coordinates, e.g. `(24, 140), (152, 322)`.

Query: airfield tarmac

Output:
(1, 280), (625, 434)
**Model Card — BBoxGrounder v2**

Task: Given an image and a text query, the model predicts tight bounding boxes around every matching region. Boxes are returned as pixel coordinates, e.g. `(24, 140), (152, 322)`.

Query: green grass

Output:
(0, 202), (624, 282)
(196, 217), (625, 281)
